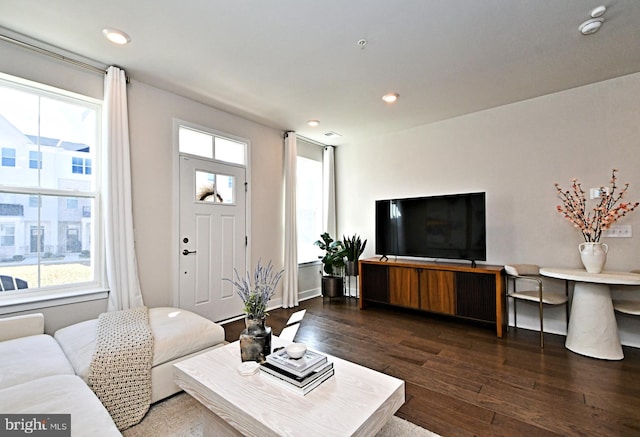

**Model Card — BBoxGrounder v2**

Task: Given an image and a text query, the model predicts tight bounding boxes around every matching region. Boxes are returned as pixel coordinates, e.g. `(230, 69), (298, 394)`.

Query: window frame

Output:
(0, 72), (107, 312)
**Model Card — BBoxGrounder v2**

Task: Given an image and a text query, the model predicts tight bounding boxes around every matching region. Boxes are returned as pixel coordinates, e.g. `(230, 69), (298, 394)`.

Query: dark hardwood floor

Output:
(223, 297), (640, 437)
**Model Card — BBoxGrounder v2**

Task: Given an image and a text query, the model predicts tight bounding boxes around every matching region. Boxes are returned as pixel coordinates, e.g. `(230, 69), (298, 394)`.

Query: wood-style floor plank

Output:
(223, 297), (640, 436)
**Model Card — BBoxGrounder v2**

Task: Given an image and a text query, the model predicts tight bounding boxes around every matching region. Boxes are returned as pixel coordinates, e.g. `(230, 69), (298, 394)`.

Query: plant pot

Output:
(239, 316), (272, 363)
(345, 260), (359, 276)
(322, 275), (344, 298)
(579, 242), (608, 274)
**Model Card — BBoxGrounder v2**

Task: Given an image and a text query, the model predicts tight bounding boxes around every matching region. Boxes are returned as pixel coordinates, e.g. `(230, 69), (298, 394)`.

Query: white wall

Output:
(336, 72), (640, 347)
(127, 81), (284, 309)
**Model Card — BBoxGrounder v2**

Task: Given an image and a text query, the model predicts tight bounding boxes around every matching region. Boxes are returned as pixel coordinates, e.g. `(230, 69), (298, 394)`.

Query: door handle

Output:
(182, 249), (197, 255)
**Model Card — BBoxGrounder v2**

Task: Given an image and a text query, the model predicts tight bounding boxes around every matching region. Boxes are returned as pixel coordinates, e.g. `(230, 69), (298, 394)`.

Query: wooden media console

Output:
(359, 258), (506, 338)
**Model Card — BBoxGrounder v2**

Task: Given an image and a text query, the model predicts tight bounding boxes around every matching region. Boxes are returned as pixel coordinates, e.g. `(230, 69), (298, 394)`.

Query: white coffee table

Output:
(174, 337), (405, 436)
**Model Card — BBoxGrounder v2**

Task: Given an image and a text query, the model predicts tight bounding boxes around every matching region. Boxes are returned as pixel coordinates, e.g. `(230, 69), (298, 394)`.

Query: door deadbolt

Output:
(183, 237), (189, 243)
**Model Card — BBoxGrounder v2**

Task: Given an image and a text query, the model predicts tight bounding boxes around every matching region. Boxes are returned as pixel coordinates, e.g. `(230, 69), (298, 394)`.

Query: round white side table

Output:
(540, 268), (640, 360)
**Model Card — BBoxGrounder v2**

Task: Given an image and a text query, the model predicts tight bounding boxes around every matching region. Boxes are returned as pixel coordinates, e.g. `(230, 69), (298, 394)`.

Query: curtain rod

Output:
(0, 33), (107, 76)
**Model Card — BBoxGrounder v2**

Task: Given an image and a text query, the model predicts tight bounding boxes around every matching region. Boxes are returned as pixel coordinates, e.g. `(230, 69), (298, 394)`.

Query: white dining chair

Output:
(504, 264), (570, 348)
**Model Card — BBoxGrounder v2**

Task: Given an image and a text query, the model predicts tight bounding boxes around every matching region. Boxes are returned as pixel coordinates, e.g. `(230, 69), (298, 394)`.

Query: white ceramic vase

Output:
(579, 242), (608, 274)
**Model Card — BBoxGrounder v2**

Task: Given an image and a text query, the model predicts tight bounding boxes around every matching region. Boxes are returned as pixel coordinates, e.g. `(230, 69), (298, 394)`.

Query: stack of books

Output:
(260, 347), (334, 395)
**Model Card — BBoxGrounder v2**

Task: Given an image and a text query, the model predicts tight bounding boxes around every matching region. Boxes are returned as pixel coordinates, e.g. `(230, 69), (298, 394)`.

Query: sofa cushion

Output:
(0, 313), (44, 342)
(0, 334), (74, 390)
(54, 307), (225, 381)
(54, 319), (98, 382)
(0, 374), (121, 436)
(149, 307), (225, 366)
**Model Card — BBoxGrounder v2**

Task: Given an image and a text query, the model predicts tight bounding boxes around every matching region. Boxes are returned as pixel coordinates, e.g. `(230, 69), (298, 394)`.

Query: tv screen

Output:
(375, 192), (486, 262)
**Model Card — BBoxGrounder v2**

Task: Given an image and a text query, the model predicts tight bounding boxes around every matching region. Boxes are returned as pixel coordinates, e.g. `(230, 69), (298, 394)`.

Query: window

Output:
(0, 73), (101, 293)
(72, 157), (91, 174)
(2, 148), (16, 167)
(195, 170), (235, 204)
(0, 225), (15, 247)
(29, 151), (42, 169)
(178, 125), (246, 165)
(296, 139), (324, 264)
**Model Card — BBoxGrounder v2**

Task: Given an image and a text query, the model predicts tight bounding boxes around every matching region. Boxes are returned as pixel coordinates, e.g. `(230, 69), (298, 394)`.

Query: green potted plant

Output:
(314, 232), (347, 298)
(343, 234), (367, 276)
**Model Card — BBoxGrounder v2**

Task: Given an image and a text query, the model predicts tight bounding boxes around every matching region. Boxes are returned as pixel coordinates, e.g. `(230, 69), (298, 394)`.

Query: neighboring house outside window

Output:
(0, 73), (102, 297)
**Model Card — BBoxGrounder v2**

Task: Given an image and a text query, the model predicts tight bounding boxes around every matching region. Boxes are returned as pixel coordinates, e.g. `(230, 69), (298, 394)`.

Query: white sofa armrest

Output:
(0, 313), (45, 342)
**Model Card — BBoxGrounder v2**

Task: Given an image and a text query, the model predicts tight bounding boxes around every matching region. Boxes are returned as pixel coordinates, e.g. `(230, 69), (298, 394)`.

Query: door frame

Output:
(171, 118), (252, 311)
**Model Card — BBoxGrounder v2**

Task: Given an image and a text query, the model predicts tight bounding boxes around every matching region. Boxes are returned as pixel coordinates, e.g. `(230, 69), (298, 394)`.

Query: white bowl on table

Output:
(285, 343), (307, 359)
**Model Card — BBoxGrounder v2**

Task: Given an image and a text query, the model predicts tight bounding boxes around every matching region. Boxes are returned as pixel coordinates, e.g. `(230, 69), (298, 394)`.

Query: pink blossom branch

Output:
(555, 169), (639, 243)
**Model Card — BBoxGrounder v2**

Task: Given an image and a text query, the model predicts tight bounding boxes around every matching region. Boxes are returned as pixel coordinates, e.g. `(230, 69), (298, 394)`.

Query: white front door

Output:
(178, 155), (246, 321)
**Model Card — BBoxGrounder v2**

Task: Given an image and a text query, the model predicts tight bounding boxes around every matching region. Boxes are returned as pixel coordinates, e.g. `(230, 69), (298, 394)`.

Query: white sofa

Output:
(0, 313), (121, 436)
(0, 308), (226, 435)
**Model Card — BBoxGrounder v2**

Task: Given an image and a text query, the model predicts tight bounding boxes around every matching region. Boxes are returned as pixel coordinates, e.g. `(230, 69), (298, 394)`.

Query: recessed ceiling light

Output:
(307, 120), (320, 127)
(382, 93), (399, 103)
(102, 28), (131, 45)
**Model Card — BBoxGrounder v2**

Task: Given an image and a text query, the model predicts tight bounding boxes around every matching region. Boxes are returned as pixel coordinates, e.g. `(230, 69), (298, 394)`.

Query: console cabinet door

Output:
(456, 272), (497, 322)
(420, 270), (455, 315)
(360, 263), (389, 303)
(389, 267), (419, 309)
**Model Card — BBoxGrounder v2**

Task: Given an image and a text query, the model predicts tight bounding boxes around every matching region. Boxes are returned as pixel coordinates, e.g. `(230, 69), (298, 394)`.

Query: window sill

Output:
(0, 287), (109, 315)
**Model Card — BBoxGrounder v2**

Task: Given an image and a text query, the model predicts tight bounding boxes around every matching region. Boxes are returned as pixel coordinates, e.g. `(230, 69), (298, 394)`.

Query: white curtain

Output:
(103, 66), (144, 311)
(282, 132), (299, 308)
(323, 146), (337, 238)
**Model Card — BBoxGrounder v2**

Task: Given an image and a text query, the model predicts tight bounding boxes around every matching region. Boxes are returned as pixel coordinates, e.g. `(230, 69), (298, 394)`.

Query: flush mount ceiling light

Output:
(102, 28), (131, 45)
(307, 120), (320, 127)
(591, 5), (606, 18)
(579, 18), (603, 35)
(382, 93), (399, 103)
(579, 5), (606, 35)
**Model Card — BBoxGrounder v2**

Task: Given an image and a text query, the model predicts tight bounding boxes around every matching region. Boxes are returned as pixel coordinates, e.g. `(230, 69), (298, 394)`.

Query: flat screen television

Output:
(375, 192), (486, 264)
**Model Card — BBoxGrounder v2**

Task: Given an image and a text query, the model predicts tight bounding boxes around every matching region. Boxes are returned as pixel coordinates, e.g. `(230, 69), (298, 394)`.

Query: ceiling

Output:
(1, 1), (640, 145)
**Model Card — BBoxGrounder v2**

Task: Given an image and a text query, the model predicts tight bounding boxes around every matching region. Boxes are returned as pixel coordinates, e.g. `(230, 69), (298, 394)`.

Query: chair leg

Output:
(506, 297), (510, 332)
(539, 300), (544, 349)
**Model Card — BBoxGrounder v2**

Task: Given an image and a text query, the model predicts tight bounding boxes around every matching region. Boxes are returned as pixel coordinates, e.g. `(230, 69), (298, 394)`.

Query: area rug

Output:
(123, 392), (439, 436)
